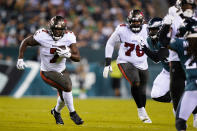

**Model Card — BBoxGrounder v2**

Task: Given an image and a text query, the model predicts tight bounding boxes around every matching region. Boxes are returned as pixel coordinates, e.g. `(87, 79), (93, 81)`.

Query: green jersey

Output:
(147, 37), (170, 72)
(169, 38), (197, 91)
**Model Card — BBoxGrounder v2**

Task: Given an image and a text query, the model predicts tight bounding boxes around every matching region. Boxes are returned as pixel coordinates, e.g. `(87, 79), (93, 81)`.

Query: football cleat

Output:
(70, 111), (84, 125)
(51, 108), (64, 125)
(193, 114), (197, 128)
(137, 108), (152, 123)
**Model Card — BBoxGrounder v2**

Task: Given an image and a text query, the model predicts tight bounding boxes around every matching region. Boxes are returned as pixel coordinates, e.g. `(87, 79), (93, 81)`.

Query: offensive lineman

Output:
(16, 16), (84, 125)
(103, 9), (152, 123)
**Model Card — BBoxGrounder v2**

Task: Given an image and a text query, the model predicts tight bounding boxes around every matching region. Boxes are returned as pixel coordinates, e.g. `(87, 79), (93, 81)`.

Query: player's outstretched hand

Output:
(56, 47), (71, 58)
(163, 14), (174, 25)
(103, 65), (112, 78)
(16, 59), (27, 70)
(137, 36), (145, 50)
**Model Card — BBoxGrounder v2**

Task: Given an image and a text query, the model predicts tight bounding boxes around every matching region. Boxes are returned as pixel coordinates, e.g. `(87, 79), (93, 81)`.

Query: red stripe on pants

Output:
(118, 64), (133, 86)
(40, 71), (64, 91)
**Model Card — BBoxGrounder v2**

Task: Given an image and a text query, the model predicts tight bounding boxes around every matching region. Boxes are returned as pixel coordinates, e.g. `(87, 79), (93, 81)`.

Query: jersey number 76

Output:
(124, 42), (144, 57)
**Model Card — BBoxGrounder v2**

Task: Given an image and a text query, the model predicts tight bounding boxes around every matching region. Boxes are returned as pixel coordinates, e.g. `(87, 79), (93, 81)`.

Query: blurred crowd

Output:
(0, 0), (158, 48)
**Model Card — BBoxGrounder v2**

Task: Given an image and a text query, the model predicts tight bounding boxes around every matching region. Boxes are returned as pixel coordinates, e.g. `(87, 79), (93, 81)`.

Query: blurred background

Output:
(0, 0), (178, 99)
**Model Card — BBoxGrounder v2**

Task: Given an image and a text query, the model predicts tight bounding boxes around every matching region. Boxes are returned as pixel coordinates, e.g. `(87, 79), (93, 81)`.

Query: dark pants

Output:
(40, 69), (72, 101)
(170, 61), (185, 111)
(118, 63), (149, 108)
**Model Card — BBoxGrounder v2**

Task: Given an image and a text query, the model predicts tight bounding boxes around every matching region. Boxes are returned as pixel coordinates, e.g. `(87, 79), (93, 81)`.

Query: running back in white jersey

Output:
(105, 24), (148, 70)
(33, 28), (76, 72)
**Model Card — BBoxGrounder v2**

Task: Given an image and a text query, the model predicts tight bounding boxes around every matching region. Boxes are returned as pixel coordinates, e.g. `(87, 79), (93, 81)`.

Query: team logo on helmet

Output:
(148, 17), (163, 39)
(49, 16), (67, 41)
(127, 9), (144, 33)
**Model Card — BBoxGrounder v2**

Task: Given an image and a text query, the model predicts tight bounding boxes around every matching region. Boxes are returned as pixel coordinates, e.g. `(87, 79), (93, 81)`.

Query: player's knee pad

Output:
(176, 118), (186, 130)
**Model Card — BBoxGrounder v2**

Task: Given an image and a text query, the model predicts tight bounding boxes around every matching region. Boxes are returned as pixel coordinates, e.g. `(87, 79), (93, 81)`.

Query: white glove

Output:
(16, 59), (27, 70)
(56, 47), (71, 58)
(137, 37), (145, 49)
(103, 65), (112, 78)
(163, 14), (174, 25)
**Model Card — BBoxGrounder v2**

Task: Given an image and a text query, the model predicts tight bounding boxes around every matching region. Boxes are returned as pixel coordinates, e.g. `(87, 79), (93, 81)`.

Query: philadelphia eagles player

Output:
(140, 17), (171, 103)
(169, 31), (197, 131)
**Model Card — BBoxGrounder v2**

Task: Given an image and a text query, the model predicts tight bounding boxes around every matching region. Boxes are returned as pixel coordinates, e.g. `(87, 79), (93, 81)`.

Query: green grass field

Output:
(0, 97), (196, 131)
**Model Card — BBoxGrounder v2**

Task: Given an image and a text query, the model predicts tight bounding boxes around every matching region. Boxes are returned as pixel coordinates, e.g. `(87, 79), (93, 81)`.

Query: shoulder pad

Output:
(35, 28), (49, 35)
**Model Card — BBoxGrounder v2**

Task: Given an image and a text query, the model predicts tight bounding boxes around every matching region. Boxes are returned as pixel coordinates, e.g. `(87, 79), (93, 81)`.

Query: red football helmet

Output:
(49, 16), (67, 41)
(127, 9), (144, 33)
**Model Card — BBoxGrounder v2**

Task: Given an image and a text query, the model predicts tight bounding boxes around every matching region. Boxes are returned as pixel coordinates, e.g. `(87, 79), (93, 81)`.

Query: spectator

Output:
(0, 0), (157, 50)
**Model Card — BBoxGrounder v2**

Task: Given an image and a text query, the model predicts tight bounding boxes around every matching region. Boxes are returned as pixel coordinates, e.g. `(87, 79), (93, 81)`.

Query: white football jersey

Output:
(171, 15), (185, 38)
(168, 7), (185, 61)
(168, 6), (179, 17)
(105, 24), (148, 70)
(33, 28), (76, 72)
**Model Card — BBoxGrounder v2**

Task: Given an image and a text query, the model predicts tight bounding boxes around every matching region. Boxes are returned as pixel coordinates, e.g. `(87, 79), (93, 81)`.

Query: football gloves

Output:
(163, 14), (174, 25)
(137, 36), (146, 50)
(16, 59), (27, 70)
(56, 47), (71, 58)
(103, 65), (112, 78)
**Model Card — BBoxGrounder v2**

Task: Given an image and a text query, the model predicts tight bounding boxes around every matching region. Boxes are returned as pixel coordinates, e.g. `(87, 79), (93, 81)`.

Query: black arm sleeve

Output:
(159, 24), (171, 47)
(143, 46), (160, 63)
(143, 46), (169, 63)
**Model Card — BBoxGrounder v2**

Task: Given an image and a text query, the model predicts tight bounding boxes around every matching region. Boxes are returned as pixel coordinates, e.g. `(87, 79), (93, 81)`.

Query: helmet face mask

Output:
(127, 9), (144, 33)
(147, 17), (163, 40)
(49, 16), (67, 41)
(177, 18), (197, 37)
(179, 0), (196, 18)
(148, 27), (160, 39)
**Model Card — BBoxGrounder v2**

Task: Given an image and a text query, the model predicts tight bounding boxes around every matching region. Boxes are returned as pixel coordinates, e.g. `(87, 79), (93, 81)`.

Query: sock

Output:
(63, 91), (75, 112)
(55, 96), (65, 113)
(137, 107), (145, 112)
(137, 107), (149, 117)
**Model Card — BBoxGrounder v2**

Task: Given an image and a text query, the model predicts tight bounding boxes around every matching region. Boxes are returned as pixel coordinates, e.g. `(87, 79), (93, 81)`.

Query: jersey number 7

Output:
(50, 48), (59, 63)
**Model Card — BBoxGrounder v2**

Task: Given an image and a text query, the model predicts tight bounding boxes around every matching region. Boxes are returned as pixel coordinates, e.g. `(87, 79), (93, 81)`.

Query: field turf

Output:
(0, 97), (196, 131)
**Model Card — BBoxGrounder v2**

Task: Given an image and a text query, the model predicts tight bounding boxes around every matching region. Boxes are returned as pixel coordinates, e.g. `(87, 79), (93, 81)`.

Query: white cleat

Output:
(137, 107), (152, 123)
(193, 114), (197, 128)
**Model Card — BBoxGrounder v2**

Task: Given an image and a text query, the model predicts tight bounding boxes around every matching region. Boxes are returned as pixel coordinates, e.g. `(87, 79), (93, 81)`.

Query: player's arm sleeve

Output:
(143, 46), (169, 63)
(105, 30), (120, 58)
(159, 24), (171, 47)
(67, 32), (77, 46)
(33, 29), (45, 45)
(105, 29), (120, 66)
(143, 46), (160, 63)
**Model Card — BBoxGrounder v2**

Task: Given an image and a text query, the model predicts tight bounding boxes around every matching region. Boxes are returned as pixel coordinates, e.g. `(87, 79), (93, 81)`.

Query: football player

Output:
(160, 12), (197, 128)
(162, 0), (197, 115)
(171, 33), (197, 131)
(103, 9), (152, 123)
(16, 16), (84, 125)
(140, 17), (171, 103)
(161, 23), (197, 131)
